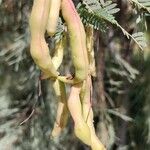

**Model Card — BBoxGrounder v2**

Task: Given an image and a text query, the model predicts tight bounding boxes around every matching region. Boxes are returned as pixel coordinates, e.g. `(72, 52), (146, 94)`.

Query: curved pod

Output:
(51, 79), (68, 138)
(81, 76), (106, 150)
(51, 37), (68, 137)
(29, 0), (58, 78)
(68, 83), (91, 146)
(58, 0), (88, 84)
(47, 0), (61, 36)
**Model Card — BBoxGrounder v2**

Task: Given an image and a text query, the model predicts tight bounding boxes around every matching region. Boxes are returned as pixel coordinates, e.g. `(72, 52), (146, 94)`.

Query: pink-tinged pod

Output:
(29, 0), (59, 78)
(67, 83), (91, 146)
(58, 0), (89, 84)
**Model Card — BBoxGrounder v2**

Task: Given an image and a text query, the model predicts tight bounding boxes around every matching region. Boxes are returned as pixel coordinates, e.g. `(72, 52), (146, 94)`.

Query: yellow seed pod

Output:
(41, 35), (66, 79)
(86, 26), (96, 77)
(50, 36), (68, 137)
(80, 76), (106, 150)
(47, 0), (61, 36)
(51, 79), (68, 138)
(67, 83), (91, 146)
(88, 110), (106, 150)
(52, 38), (64, 70)
(58, 0), (89, 84)
(29, 0), (59, 78)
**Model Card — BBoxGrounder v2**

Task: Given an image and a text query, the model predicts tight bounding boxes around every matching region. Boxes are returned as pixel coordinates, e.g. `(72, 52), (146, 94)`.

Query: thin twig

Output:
(19, 73), (42, 125)
(19, 109), (35, 125)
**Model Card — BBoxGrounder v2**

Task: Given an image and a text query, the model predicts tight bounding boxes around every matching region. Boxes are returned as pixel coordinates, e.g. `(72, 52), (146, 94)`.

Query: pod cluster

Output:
(29, 0), (106, 149)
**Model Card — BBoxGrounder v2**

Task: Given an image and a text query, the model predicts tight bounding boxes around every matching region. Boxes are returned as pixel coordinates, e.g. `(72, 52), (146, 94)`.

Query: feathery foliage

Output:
(128, 0), (150, 13)
(77, 0), (148, 50)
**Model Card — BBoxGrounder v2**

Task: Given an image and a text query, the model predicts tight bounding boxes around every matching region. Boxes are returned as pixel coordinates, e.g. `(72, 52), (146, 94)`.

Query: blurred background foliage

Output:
(0, 0), (150, 150)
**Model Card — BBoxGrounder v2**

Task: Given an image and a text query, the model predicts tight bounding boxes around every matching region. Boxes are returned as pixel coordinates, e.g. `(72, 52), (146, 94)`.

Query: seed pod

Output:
(52, 38), (64, 70)
(68, 83), (91, 146)
(58, 0), (88, 84)
(47, 0), (61, 36)
(29, 0), (59, 78)
(88, 110), (106, 150)
(50, 36), (68, 137)
(86, 26), (96, 77)
(51, 79), (68, 138)
(81, 76), (106, 150)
